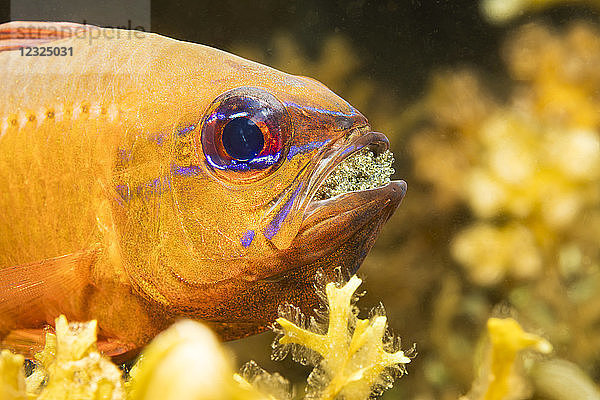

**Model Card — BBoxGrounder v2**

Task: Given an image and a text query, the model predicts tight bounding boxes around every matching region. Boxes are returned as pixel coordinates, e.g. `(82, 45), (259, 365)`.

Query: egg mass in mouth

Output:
(314, 148), (395, 200)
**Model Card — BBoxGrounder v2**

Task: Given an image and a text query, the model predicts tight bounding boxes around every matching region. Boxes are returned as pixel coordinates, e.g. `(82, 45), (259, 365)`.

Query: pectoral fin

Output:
(0, 246), (101, 337)
(0, 328), (50, 357)
(1, 327), (139, 361)
(0, 246), (149, 360)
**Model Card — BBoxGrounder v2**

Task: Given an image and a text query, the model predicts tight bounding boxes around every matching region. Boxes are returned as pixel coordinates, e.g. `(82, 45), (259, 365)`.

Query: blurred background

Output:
(4, 0), (600, 398)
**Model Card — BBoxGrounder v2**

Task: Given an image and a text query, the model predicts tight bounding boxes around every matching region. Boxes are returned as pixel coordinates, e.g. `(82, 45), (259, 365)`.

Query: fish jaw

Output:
(289, 127), (406, 271)
(194, 127), (407, 336)
(199, 179), (406, 340)
(286, 179), (407, 274)
(212, 125), (407, 336)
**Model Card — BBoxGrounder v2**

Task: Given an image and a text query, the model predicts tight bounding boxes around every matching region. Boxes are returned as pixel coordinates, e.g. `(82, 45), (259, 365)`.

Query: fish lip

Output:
(304, 179), (407, 220)
(301, 179), (407, 232)
(281, 126), (405, 274)
(275, 179), (406, 277)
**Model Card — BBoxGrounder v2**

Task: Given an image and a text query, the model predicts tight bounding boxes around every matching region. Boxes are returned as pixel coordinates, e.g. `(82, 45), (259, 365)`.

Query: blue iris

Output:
(222, 117), (264, 161)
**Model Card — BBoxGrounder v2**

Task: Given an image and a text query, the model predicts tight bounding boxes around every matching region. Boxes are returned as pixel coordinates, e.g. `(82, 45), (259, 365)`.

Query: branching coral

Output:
(127, 320), (237, 400)
(0, 349), (26, 400)
(31, 315), (124, 400)
(272, 274), (412, 400)
(235, 361), (292, 400)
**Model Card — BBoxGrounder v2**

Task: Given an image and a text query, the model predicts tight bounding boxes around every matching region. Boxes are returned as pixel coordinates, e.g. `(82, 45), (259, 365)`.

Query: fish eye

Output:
(198, 87), (290, 178)
(221, 117), (265, 161)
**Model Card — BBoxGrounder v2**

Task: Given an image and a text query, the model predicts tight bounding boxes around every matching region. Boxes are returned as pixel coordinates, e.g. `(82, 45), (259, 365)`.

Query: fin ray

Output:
(1, 328), (138, 360)
(0, 21), (91, 51)
(0, 246), (100, 335)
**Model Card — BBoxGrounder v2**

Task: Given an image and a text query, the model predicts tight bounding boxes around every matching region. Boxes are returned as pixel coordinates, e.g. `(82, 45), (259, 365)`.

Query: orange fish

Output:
(0, 21), (406, 358)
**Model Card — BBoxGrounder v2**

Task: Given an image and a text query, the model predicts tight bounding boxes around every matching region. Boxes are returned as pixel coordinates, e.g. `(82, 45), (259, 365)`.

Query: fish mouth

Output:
(305, 127), (401, 212)
(195, 127), (406, 335)
(282, 127), (407, 273)
(304, 127), (406, 220)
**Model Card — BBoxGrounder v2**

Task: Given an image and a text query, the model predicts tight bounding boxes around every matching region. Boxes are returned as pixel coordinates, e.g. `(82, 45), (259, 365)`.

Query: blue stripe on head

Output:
(240, 230), (255, 247)
(263, 183), (303, 240)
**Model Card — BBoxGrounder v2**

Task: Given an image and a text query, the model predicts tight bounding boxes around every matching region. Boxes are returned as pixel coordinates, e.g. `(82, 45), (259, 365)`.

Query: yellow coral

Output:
(485, 318), (552, 399)
(0, 315), (126, 400)
(411, 22), (600, 287)
(462, 112), (599, 225)
(452, 223), (542, 285)
(235, 361), (292, 400)
(274, 275), (411, 400)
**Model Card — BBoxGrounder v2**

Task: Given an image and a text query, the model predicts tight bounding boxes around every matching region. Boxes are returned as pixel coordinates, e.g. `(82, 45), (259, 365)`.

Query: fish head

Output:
(124, 43), (406, 336)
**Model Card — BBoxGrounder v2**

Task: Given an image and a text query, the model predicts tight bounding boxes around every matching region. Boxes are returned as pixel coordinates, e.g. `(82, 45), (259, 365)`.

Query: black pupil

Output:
(221, 117), (265, 161)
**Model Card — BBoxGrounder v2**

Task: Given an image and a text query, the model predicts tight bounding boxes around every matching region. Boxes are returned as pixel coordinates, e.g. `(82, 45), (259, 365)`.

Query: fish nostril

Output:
(336, 117), (354, 130)
(336, 114), (368, 131)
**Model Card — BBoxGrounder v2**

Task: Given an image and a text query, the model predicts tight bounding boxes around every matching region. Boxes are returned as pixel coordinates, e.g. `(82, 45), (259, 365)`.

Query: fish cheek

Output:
(198, 210), (390, 330)
(164, 173), (284, 286)
(166, 126), (301, 283)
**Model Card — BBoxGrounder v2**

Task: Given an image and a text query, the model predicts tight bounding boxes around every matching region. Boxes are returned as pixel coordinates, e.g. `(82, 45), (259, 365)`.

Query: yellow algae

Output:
(452, 223), (542, 285)
(127, 320), (239, 400)
(0, 350), (27, 400)
(484, 318), (552, 400)
(34, 315), (124, 400)
(0, 315), (126, 399)
(410, 22), (600, 287)
(462, 318), (552, 400)
(235, 361), (292, 400)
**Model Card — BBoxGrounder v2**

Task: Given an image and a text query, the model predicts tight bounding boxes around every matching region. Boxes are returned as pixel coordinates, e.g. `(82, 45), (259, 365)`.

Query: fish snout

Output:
(334, 112), (368, 131)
